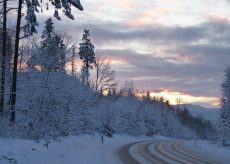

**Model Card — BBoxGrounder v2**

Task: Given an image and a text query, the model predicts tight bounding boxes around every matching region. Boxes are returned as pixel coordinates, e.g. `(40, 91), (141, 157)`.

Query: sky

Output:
(16, 0), (230, 107)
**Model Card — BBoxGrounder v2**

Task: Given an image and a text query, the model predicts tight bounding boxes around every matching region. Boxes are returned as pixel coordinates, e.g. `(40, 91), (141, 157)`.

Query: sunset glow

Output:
(27, 0), (230, 108)
(149, 90), (219, 107)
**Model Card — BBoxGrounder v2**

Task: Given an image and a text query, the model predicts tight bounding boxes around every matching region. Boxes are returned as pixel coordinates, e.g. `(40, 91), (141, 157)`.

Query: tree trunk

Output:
(71, 47), (75, 76)
(95, 64), (99, 91)
(0, 0), (7, 113)
(86, 61), (89, 86)
(10, 0), (23, 122)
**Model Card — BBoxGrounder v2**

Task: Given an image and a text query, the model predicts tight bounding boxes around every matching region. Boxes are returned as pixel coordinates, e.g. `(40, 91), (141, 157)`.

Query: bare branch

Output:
(92, 55), (117, 92)
(6, 7), (18, 13)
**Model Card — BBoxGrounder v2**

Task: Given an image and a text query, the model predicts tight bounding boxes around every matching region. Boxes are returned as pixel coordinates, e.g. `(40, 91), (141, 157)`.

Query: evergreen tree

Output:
(10, 0), (84, 122)
(218, 67), (230, 145)
(78, 29), (96, 86)
(41, 18), (54, 39)
(143, 90), (151, 103)
(29, 18), (66, 72)
(23, 0), (84, 35)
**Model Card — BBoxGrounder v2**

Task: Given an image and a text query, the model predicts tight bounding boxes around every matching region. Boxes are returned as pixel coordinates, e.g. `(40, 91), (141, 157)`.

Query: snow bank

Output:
(0, 135), (153, 164)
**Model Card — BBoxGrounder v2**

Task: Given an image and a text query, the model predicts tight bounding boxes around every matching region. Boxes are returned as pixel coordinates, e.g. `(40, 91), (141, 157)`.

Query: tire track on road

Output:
(158, 141), (203, 164)
(118, 140), (219, 164)
(139, 142), (167, 164)
(172, 141), (218, 164)
(118, 141), (167, 164)
(154, 142), (193, 164)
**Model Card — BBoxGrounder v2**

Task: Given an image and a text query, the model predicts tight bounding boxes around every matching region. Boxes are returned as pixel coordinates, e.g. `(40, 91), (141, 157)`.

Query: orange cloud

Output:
(141, 88), (219, 107)
(110, 59), (128, 65)
(126, 7), (172, 28)
(108, 0), (138, 9)
(208, 14), (229, 23)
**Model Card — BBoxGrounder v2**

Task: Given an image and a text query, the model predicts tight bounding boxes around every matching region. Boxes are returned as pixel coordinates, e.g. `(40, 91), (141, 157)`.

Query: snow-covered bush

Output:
(0, 70), (197, 140)
(218, 67), (230, 145)
(14, 71), (97, 140)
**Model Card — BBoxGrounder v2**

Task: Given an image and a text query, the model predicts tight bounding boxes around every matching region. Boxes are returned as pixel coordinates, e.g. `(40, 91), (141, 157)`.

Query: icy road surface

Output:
(118, 140), (219, 164)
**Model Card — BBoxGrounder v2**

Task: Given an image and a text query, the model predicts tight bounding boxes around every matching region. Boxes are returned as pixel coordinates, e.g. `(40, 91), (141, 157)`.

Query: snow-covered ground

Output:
(0, 135), (159, 164)
(1, 135), (229, 164)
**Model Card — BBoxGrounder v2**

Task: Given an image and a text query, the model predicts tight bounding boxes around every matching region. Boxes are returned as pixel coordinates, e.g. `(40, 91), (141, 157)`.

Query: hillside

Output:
(185, 104), (219, 125)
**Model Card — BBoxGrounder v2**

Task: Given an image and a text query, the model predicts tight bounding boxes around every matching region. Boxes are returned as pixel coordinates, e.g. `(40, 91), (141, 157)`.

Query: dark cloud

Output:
(77, 23), (205, 45)
(32, 14), (229, 102)
(74, 20), (230, 46)
(90, 20), (230, 99)
(98, 48), (223, 98)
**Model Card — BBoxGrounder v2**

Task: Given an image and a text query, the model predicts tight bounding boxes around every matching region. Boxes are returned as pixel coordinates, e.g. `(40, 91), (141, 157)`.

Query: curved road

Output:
(117, 140), (219, 164)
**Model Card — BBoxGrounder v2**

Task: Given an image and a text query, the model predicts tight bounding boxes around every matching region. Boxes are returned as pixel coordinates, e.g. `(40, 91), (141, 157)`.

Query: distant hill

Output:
(184, 104), (219, 125)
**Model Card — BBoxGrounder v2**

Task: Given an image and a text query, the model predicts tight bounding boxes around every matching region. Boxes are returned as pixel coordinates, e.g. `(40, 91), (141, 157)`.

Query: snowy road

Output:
(117, 140), (219, 164)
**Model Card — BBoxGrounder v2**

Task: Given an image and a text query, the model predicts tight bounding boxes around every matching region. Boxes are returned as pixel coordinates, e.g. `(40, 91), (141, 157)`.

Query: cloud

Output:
(98, 48), (223, 98)
(21, 1), (230, 107)
(32, 17), (228, 102)
(126, 7), (172, 27)
(59, 19), (229, 103)
(78, 23), (205, 45)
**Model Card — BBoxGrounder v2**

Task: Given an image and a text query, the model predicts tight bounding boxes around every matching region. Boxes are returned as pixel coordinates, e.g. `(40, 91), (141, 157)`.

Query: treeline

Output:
(176, 108), (216, 139)
(137, 92), (216, 140)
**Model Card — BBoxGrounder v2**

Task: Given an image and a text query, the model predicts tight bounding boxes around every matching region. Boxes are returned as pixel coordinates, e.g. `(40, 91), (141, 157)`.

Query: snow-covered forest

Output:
(0, 1), (230, 162)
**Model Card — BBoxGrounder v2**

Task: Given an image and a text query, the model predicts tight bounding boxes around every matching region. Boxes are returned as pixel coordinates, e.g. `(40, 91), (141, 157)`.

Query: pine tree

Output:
(41, 18), (54, 39)
(40, 18), (66, 72)
(29, 18), (66, 72)
(143, 90), (151, 103)
(218, 67), (230, 146)
(78, 29), (96, 86)
(23, 0), (84, 35)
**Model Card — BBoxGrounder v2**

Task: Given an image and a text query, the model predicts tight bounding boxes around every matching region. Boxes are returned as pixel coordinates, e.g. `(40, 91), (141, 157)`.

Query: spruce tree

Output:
(41, 18), (54, 39)
(29, 18), (66, 72)
(218, 67), (230, 145)
(23, 0), (84, 35)
(78, 29), (96, 86)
